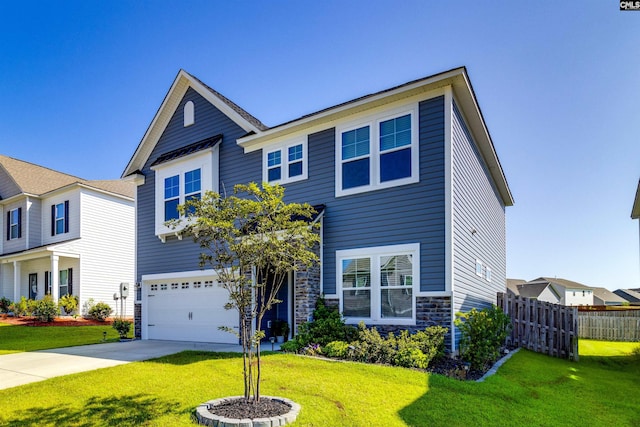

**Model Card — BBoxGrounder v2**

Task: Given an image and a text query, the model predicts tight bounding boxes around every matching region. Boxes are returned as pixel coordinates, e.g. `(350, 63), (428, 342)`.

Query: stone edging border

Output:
(195, 395), (301, 427)
(476, 348), (521, 382)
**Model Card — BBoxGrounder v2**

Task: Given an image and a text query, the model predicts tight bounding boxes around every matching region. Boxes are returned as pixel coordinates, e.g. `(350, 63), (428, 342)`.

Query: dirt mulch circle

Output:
(0, 315), (114, 327)
(209, 397), (292, 419)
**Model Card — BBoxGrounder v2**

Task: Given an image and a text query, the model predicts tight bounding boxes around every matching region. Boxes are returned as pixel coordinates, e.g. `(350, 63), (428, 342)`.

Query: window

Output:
(7, 208), (21, 240)
(337, 243), (419, 324)
(475, 259), (483, 277)
(336, 107), (418, 196)
(51, 201), (69, 236)
(59, 268), (72, 297)
(152, 148), (218, 239)
(263, 141), (307, 184)
(184, 101), (195, 127)
(485, 266), (492, 282)
(164, 175), (180, 221)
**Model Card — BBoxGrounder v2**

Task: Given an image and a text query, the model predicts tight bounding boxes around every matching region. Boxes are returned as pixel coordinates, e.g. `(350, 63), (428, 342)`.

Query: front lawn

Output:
(0, 323), (120, 354)
(0, 340), (638, 426)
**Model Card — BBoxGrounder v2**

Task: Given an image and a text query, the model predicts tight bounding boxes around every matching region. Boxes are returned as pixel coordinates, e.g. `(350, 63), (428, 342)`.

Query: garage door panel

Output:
(146, 280), (238, 344)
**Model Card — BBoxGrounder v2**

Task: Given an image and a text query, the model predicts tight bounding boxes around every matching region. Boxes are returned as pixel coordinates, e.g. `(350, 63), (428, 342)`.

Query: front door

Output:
(29, 274), (37, 300)
(260, 272), (290, 341)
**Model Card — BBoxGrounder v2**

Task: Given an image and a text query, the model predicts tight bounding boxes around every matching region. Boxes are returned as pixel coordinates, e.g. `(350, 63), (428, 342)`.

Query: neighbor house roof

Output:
(529, 277), (593, 290)
(614, 288), (640, 303)
(0, 155), (134, 200)
(506, 278), (527, 296)
(592, 287), (627, 305)
(632, 180), (640, 219)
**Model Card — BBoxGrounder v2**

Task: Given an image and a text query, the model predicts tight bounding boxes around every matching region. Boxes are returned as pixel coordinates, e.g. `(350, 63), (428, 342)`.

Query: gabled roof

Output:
(614, 288), (640, 303)
(592, 287), (627, 304)
(529, 277), (593, 290)
(506, 278), (527, 295)
(122, 69), (266, 178)
(122, 67), (514, 207)
(632, 180), (640, 219)
(517, 283), (552, 299)
(0, 155), (134, 200)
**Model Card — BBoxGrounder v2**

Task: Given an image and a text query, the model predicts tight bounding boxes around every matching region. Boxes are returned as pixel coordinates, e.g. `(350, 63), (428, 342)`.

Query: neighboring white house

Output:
(506, 278), (562, 304)
(524, 277), (594, 306)
(0, 155), (135, 316)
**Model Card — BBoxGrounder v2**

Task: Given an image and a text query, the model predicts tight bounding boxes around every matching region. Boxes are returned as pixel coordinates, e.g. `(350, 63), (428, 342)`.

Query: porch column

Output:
(51, 255), (60, 302)
(13, 261), (20, 301)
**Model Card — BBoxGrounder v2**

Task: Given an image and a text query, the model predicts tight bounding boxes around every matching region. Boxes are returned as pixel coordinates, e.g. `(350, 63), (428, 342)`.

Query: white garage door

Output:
(146, 279), (238, 344)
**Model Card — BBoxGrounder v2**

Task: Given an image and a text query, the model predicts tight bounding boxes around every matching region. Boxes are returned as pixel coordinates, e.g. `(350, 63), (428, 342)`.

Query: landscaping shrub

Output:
(112, 318), (132, 339)
(349, 322), (396, 364)
(409, 326), (448, 361)
(88, 302), (112, 321)
(0, 297), (11, 314)
(9, 296), (29, 317)
(322, 341), (350, 358)
(59, 294), (79, 315)
(279, 340), (300, 353)
(32, 296), (59, 322)
(294, 298), (357, 347)
(455, 305), (512, 371)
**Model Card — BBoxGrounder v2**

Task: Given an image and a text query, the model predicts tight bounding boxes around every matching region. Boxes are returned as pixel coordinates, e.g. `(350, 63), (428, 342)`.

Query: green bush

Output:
(455, 305), (512, 371)
(112, 318), (132, 339)
(349, 322), (396, 364)
(59, 294), (79, 315)
(409, 326), (448, 361)
(88, 302), (113, 321)
(9, 296), (29, 317)
(323, 340), (350, 358)
(0, 297), (11, 314)
(32, 296), (59, 322)
(279, 340), (300, 353)
(294, 298), (357, 347)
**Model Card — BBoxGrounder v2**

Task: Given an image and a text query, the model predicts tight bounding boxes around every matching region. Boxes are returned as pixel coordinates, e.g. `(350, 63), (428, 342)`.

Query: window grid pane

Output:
(288, 144), (303, 162)
(342, 126), (370, 160)
(267, 151), (281, 167)
(164, 175), (179, 199)
(380, 114), (411, 152)
(185, 169), (201, 194)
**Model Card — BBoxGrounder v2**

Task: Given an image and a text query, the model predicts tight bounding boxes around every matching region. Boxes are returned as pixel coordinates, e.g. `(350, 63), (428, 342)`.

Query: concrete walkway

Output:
(0, 340), (244, 390)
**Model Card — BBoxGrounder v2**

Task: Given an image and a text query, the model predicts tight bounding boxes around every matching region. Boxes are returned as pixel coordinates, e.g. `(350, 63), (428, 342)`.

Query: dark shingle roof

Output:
(151, 135), (222, 167)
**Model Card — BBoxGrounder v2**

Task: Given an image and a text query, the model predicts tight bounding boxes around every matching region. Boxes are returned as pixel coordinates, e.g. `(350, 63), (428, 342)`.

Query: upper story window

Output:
(336, 106), (419, 197)
(51, 201), (69, 236)
(337, 243), (419, 325)
(7, 208), (21, 240)
(152, 145), (218, 240)
(263, 141), (307, 184)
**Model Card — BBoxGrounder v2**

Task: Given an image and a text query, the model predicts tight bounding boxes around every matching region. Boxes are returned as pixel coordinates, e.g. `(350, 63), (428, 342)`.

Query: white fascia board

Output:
(237, 68), (466, 153)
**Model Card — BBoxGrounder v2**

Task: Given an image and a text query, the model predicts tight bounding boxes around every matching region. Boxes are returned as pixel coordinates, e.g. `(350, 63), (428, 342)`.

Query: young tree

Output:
(176, 182), (319, 403)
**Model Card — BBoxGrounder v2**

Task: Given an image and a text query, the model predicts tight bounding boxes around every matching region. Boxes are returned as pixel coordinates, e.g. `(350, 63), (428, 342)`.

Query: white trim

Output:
(141, 269), (218, 282)
(262, 139), (308, 184)
(335, 104), (419, 197)
(152, 147), (219, 239)
(444, 87), (455, 354)
(336, 243), (419, 326)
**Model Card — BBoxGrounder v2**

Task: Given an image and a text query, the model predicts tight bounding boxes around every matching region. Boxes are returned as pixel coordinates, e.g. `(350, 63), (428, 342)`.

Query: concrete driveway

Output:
(0, 340), (243, 390)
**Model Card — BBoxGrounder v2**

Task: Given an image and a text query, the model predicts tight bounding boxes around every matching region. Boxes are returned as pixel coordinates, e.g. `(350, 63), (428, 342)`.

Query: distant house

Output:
(122, 67), (514, 352)
(0, 155), (135, 316)
(592, 287), (627, 306)
(509, 277), (593, 306)
(614, 288), (640, 306)
(506, 278), (561, 304)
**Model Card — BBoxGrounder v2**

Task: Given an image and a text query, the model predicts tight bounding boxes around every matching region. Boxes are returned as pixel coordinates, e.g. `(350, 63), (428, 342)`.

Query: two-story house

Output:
(0, 155), (135, 316)
(122, 67), (513, 351)
(523, 277), (594, 306)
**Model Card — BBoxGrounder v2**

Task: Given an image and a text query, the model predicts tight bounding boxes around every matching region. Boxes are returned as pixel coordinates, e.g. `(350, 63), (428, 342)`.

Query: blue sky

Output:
(1, 1), (639, 290)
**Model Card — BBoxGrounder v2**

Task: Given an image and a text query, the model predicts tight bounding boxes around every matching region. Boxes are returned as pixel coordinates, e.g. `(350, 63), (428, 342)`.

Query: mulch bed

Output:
(209, 398), (291, 419)
(0, 315), (114, 327)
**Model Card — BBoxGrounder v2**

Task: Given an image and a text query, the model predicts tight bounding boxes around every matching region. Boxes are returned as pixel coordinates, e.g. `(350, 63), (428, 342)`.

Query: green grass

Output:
(0, 340), (638, 426)
(0, 323), (120, 354)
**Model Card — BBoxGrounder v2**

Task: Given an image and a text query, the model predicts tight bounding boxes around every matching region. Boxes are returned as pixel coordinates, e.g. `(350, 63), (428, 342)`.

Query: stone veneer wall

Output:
(324, 296), (453, 349)
(293, 240), (322, 333)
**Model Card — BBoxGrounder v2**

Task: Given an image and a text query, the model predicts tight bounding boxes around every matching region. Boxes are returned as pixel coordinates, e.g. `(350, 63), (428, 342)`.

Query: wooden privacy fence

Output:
(578, 310), (640, 341)
(497, 293), (579, 361)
